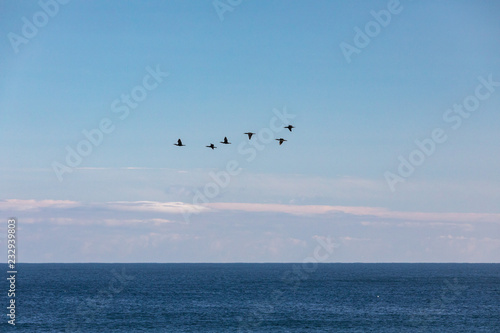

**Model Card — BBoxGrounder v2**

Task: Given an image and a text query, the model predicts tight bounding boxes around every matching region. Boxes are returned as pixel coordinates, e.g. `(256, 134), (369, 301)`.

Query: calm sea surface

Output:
(1, 263), (499, 332)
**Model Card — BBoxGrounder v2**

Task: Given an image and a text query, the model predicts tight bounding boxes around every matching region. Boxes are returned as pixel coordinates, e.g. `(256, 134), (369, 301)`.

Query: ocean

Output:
(2, 263), (499, 332)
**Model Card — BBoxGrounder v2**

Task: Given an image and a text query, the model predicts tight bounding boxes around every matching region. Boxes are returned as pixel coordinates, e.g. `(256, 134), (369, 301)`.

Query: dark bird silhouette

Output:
(276, 138), (287, 145)
(284, 125), (295, 132)
(244, 132), (255, 140)
(220, 137), (231, 144)
(174, 139), (185, 146)
(206, 143), (216, 150)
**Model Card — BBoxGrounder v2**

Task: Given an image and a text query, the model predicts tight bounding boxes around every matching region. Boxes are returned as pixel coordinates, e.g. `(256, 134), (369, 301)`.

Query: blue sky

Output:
(1, 0), (499, 262)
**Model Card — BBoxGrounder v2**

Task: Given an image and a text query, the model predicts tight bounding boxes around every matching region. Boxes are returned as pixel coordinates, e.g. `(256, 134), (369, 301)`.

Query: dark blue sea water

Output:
(1, 263), (499, 332)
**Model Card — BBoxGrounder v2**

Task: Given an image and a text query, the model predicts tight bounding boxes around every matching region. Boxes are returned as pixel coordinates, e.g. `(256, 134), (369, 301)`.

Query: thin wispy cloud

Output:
(105, 201), (209, 214)
(2, 199), (499, 226)
(75, 167), (177, 170)
(0, 199), (81, 211)
(206, 202), (500, 223)
(1, 198), (498, 262)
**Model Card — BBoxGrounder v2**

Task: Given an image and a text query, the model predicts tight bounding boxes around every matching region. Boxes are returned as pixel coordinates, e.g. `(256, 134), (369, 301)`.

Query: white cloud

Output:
(3, 199), (499, 226)
(0, 199), (80, 211)
(3, 198), (498, 263)
(0, 199), (208, 214)
(105, 200), (209, 214)
(438, 235), (467, 240)
(205, 202), (500, 223)
(103, 218), (173, 226)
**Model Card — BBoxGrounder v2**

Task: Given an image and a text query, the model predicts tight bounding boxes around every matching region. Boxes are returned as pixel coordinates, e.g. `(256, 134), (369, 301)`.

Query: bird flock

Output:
(174, 125), (295, 149)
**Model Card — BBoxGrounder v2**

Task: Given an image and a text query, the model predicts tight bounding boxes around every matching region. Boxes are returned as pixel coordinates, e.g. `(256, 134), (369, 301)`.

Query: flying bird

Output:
(206, 143), (216, 150)
(174, 139), (185, 146)
(244, 132), (255, 140)
(284, 125), (295, 132)
(276, 138), (287, 145)
(220, 137), (231, 144)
